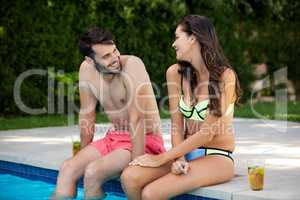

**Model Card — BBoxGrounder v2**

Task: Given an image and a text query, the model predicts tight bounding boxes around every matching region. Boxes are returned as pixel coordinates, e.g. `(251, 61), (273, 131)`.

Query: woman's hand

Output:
(129, 153), (167, 168)
(171, 156), (189, 175)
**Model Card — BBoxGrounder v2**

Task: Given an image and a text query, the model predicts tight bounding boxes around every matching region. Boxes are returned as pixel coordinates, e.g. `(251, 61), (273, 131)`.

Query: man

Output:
(53, 27), (165, 199)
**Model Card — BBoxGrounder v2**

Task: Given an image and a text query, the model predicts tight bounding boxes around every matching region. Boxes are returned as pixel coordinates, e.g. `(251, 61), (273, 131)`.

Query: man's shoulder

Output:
(79, 60), (96, 80)
(122, 55), (144, 67)
(79, 60), (95, 74)
(125, 55), (142, 61)
(122, 55), (147, 73)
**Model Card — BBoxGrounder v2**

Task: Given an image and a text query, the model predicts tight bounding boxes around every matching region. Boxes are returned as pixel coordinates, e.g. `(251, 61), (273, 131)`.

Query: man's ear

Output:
(85, 56), (94, 65)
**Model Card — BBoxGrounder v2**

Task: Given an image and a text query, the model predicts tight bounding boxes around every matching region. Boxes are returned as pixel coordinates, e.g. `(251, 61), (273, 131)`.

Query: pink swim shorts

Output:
(90, 130), (166, 156)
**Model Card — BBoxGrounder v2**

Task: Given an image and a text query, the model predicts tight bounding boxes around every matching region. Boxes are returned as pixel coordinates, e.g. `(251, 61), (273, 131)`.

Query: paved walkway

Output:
(0, 118), (299, 200)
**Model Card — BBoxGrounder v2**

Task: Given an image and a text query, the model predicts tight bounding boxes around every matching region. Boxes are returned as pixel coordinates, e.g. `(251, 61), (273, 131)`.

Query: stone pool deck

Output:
(0, 118), (299, 200)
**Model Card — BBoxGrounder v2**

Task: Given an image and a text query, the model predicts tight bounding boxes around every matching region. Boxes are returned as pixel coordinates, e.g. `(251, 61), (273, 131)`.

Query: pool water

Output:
(0, 174), (126, 200)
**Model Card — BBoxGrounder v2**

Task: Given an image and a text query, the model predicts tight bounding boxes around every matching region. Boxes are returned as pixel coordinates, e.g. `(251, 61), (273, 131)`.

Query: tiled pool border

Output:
(0, 160), (217, 200)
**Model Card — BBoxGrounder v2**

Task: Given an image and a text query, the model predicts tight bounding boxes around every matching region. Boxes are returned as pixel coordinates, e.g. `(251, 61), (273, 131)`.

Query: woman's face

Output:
(172, 25), (193, 61)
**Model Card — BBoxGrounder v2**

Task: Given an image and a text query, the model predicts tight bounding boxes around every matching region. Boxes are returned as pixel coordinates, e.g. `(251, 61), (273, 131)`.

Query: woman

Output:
(121, 15), (242, 200)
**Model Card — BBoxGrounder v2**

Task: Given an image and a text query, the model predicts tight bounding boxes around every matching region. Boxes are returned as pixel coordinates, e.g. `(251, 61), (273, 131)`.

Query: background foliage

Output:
(0, 0), (299, 115)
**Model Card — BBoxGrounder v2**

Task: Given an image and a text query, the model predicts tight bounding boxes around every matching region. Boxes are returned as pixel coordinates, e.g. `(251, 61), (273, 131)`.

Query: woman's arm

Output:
(166, 64), (185, 148)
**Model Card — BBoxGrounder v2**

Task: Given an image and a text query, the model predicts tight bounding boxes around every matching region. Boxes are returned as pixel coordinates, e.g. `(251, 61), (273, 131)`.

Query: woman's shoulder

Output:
(166, 64), (181, 79)
(220, 67), (236, 83)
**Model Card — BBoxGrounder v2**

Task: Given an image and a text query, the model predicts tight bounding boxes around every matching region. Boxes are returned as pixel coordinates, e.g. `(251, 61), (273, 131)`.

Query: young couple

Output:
(52, 15), (242, 200)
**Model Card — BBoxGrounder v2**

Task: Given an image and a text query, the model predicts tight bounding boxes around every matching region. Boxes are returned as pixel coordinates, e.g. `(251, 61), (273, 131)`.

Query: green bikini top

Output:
(179, 97), (234, 121)
(178, 75), (234, 121)
(179, 97), (209, 121)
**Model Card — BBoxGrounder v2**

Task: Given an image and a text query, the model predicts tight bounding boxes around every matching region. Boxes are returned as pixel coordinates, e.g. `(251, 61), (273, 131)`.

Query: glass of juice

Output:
(72, 136), (81, 156)
(247, 159), (265, 191)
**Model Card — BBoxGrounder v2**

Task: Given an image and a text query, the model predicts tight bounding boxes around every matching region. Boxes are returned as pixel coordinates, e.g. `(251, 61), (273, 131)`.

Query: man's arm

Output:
(124, 56), (150, 160)
(128, 105), (145, 160)
(78, 63), (97, 148)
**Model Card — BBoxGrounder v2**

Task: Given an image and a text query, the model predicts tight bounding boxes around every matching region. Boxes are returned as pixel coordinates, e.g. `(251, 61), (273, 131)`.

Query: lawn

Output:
(0, 101), (299, 130)
(0, 113), (108, 130)
(235, 101), (300, 122)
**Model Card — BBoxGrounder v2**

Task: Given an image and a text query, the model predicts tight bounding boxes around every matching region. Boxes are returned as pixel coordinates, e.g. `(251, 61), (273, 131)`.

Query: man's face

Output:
(91, 43), (121, 73)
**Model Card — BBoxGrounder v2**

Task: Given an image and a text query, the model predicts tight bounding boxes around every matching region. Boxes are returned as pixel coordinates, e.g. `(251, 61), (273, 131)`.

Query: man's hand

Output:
(171, 156), (189, 175)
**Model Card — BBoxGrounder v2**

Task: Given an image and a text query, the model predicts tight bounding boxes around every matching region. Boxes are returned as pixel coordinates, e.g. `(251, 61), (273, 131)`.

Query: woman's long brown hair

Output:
(177, 15), (242, 116)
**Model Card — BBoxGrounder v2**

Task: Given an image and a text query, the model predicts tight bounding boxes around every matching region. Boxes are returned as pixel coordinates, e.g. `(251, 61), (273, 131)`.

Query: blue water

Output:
(0, 174), (126, 200)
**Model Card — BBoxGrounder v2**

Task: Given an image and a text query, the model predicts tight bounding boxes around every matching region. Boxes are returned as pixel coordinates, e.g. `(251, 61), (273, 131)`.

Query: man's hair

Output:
(78, 27), (114, 57)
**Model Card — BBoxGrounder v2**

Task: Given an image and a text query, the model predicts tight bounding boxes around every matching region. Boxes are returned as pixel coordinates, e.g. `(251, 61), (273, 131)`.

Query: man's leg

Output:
(53, 145), (101, 199)
(84, 149), (131, 199)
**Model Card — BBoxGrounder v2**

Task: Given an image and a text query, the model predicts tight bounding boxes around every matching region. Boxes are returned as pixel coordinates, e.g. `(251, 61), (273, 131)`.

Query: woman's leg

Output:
(141, 155), (234, 200)
(121, 162), (172, 200)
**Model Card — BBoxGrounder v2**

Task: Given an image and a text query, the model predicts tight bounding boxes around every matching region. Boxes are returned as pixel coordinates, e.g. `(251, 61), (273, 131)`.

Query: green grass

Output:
(0, 101), (299, 130)
(0, 113), (109, 130)
(234, 101), (300, 122)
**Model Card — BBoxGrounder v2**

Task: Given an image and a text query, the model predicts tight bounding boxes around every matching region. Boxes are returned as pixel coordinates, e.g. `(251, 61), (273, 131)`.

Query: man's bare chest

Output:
(96, 77), (128, 110)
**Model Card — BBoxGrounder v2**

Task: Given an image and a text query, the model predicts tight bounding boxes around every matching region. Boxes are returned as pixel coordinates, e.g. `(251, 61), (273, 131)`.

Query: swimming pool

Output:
(0, 173), (127, 199)
(0, 160), (217, 200)
(0, 173), (82, 200)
